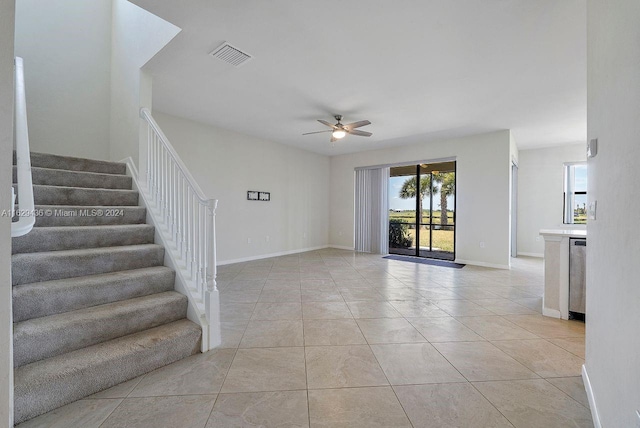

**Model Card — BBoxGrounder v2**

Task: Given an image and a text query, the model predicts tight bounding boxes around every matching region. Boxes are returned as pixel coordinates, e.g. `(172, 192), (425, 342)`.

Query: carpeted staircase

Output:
(11, 152), (202, 424)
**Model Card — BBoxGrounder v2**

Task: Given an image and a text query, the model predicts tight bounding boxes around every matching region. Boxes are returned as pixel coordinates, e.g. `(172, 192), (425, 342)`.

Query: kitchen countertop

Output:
(540, 229), (587, 238)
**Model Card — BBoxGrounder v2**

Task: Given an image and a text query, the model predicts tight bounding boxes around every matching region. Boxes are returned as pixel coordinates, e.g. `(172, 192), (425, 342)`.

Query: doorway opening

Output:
(388, 161), (456, 261)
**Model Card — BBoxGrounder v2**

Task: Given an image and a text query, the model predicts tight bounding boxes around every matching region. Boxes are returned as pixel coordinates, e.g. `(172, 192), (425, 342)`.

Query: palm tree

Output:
(399, 174), (438, 226)
(434, 172), (455, 225)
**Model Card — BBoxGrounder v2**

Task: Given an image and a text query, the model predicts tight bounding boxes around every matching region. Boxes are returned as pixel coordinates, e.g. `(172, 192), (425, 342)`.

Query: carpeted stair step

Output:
(13, 166), (132, 189)
(24, 185), (139, 206)
(14, 319), (201, 424)
(14, 291), (188, 367)
(12, 244), (165, 286)
(12, 224), (155, 254)
(13, 267), (176, 322)
(15, 151), (127, 175)
(33, 205), (147, 227)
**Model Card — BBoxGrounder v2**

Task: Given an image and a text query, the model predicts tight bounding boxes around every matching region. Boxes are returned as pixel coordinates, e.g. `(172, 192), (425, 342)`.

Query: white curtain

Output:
(354, 167), (389, 254)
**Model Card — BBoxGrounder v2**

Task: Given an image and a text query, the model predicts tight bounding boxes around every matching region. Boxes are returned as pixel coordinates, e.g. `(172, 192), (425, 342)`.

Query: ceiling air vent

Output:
(209, 42), (252, 67)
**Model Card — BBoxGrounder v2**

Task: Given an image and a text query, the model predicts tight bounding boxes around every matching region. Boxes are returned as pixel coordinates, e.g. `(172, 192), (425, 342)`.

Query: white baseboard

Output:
(328, 245), (355, 251)
(582, 365), (602, 428)
(454, 259), (510, 270)
(542, 307), (561, 318)
(517, 252), (544, 258)
(217, 245), (330, 265)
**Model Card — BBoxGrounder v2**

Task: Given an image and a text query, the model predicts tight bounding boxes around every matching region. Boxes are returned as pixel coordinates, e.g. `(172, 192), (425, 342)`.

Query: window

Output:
(563, 163), (587, 224)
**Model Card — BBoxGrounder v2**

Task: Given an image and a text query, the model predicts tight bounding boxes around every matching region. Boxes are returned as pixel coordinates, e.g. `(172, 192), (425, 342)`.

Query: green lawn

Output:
(406, 228), (454, 252)
(389, 210), (455, 252)
(389, 210), (455, 225)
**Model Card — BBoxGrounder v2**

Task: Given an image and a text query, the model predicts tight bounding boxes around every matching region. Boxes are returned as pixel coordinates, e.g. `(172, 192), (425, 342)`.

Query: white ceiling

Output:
(133, 0), (586, 156)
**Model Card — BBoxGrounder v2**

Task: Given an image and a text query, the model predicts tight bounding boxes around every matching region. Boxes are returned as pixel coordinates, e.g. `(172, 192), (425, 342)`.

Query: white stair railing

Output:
(12, 57), (35, 238)
(139, 108), (220, 350)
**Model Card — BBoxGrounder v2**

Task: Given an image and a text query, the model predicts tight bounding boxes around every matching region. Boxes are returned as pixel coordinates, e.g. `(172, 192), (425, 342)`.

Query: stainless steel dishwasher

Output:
(569, 238), (586, 315)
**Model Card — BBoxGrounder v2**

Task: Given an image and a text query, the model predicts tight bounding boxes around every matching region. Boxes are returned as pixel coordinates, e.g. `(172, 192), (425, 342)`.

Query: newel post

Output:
(205, 199), (221, 349)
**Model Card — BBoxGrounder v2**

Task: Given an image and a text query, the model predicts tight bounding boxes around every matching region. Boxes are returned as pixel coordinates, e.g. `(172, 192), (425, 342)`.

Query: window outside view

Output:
(388, 162), (456, 260)
(564, 163), (587, 224)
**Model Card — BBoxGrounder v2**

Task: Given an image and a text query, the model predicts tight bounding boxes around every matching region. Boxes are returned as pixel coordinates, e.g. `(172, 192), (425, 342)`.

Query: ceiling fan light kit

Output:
(303, 114), (372, 144)
(332, 130), (346, 139)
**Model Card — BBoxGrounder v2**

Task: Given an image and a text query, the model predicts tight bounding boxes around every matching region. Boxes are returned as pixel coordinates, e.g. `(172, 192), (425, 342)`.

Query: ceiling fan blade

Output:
(302, 130), (332, 135)
(318, 119), (336, 129)
(347, 129), (373, 137)
(344, 120), (371, 129)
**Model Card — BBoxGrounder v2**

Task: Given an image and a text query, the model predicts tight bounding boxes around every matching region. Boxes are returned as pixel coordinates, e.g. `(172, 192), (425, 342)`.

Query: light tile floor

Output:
(17, 249), (593, 428)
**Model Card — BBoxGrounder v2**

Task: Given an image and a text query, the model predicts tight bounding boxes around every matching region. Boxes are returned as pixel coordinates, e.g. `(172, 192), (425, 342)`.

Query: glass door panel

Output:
(388, 165), (417, 256)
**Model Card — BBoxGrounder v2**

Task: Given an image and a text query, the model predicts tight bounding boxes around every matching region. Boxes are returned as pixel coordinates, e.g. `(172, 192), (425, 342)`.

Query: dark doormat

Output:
(383, 254), (465, 269)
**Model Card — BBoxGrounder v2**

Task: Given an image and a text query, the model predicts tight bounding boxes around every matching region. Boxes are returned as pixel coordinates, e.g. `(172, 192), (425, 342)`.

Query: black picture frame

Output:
(247, 191), (259, 200)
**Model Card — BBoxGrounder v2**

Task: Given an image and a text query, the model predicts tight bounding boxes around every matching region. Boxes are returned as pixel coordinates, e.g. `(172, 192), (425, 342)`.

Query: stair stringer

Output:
(121, 157), (221, 352)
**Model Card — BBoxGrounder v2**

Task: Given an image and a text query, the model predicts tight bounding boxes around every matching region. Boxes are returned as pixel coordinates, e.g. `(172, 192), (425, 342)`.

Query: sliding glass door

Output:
(388, 161), (456, 260)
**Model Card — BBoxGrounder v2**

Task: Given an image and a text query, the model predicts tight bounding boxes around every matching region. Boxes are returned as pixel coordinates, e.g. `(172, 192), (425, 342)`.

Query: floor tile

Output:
(87, 377), (143, 399)
(100, 395), (216, 428)
(346, 301), (402, 318)
(389, 300), (449, 318)
(129, 349), (235, 396)
(503, 315), (585, 338)
(433, 299), (496, 316)
(377, 288), (424, 300)
(512, 297), (543, 313)
(548, 336), (585, 358)
(251, 302), (302, 320)
(220, 288), (262, 304)
(300, 279), (337, 291)
(473, 298), (539, 315)
(303, 319), (367, 346)
(206, 391), (309, 428)
(263, 279), (301, 290)
(474, 379), (594, 428)
(16, 399), (121, 428)
(407, 317), (484, 342)
(332, 279), (372, 288)
(240, 320), (304, 348)
(302, 302), (353, 319)
(356, 318), (426, 344)
(433, 341), (538, 382)
(450, 288), (501, 299)
(306, 345), (388, 389)
(492, 339), (584, 378)
(456, 316), (539, 340)
(339, 288), (386, 301)
(394, 383), (513, 428)
(370, 343), (466, 385)
(547, 377), (591, 408)
(221, 347), (307, 393)
(225, 280), (265, 291)
(416, 287), (464, 300)
(221, 303), (256, 322)
(308, 387), (411, 428)
(302, 289), (344, 302)
(258, 289), (302, 303)
(219, 320), (249, 348)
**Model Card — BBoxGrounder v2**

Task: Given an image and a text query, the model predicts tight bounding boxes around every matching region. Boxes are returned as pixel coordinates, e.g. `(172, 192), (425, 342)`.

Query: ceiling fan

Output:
(303, 115), (372, 143)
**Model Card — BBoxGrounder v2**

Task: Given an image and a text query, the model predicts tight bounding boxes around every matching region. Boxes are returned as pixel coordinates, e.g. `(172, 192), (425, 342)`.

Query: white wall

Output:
(153, 112), (331, 264)
(0, 2), (15, 425)
(586, 1), (640, 426)
(517, 144), (585, 256)
(109, 0), (180, 163)
(14, 0), (112, 160)
(330, 130), (512, 268)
